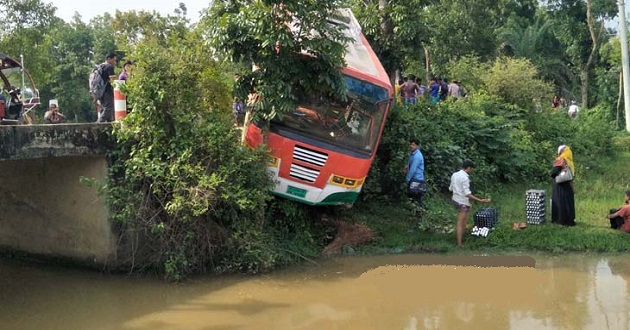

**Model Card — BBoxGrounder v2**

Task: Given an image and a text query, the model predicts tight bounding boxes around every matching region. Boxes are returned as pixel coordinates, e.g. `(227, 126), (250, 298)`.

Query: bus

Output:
(244, 8), (393, 206)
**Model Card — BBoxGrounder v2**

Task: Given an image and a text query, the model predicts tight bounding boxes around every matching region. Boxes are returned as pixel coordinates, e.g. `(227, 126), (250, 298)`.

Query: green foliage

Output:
(364, 89), (617, 204)
(481, 56), (553, 112)
(204, 0), (351, 120)
(106, 33), (277, 280)
(103, 25), (338, 280)
(44, 18), (97, 122)
(354, 150), (630, 255)
(446, 55), (488, 95)
(112, 6), (190, 50)
(497, 16), (574, 94)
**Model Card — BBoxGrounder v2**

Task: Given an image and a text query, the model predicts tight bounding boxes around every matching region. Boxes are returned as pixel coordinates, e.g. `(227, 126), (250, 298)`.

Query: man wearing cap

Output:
(44, 101), (65, 124)
(449, 160), (492, 247)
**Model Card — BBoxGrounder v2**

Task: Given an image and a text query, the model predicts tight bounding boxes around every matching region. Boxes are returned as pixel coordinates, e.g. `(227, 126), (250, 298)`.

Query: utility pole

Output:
(20, 54), (25, 91)
(619, 1), (630, 132)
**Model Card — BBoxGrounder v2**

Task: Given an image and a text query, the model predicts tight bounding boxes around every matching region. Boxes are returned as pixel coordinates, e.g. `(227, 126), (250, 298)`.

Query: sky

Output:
(50, 0), (212, 23)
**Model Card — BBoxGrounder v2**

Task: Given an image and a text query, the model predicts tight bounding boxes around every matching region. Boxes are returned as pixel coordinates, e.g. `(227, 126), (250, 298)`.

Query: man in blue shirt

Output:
(404, 138), (426, 207)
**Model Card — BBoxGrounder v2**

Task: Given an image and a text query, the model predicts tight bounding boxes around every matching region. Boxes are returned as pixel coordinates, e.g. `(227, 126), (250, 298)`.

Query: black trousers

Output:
(407, 180), (426, 207)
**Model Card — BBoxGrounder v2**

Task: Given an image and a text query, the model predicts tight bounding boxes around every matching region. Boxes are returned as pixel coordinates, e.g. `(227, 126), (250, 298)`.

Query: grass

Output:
(347, 151), (630, 255)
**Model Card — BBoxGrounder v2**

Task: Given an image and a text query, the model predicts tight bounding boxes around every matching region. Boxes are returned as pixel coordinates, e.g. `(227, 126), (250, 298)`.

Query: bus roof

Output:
(331, 9), (392, 93)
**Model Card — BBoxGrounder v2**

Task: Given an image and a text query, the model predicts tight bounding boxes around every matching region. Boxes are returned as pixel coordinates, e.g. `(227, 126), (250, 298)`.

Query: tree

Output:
(111, 3), (190, 51)
(351, 0), (429, 80)
(351, 0), (536, 83)
(44, 15), (98, 122)
(203, 0), (351, 120)
(0, 0), (59, 120)
(481, 56), (553, 112)
(497, 16), (575, 96)
(545, 0), (617, 107)
(88, 13), (117, 64)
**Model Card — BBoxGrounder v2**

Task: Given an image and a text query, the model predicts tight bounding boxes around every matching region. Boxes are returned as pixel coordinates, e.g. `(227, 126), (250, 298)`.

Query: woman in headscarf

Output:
(550, 144), (576, 226)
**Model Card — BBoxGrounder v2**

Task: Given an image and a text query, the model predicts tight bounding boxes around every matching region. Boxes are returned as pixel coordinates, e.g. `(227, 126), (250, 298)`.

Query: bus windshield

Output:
(271, 75), (389, 154)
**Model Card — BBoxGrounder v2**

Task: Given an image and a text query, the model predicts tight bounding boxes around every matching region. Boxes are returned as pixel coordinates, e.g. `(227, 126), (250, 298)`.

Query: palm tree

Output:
(498, 17), (575, 98)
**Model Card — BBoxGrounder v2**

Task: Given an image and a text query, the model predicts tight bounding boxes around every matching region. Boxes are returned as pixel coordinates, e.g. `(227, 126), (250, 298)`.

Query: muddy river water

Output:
(2, 253), (630, 330)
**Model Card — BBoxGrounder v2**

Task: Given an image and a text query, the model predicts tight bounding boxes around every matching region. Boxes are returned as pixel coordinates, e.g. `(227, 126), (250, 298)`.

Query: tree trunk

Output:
(379, 0), (389, 36)
(582, 0), (605, 108)
(617, 70), (623, 127)
(580, 69), (589, 108)
(423, 44), (431, 85)
(378, 0), (396, 82)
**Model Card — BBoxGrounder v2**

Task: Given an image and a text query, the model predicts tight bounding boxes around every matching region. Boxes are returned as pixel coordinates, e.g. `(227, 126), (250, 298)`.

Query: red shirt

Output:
(617, 205), (630, 233)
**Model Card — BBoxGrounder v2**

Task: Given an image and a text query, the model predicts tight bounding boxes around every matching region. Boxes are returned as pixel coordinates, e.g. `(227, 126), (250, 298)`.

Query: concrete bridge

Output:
(0, 123), (122, 268)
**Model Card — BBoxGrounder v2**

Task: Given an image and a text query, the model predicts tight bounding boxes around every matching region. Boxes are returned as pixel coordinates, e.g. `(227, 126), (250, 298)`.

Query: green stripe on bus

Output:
(319, 192), (360, 205)
(270, 191), (360, 206)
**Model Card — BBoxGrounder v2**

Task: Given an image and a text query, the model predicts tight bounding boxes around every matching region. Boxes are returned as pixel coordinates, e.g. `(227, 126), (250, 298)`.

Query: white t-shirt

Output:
(568, 104), (578, 114)
(449, 169), (471, 206)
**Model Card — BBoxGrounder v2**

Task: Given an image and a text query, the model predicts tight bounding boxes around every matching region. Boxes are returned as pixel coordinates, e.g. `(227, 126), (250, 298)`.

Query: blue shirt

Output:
(406, 149), (425, 183)
(429, 82), (439, 97)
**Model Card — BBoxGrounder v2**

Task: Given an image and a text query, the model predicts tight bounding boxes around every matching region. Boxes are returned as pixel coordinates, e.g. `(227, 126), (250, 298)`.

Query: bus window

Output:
(271, 75), (388, 154)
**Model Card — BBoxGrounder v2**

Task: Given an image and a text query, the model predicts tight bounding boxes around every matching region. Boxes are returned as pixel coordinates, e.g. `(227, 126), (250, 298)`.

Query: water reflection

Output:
(1, 254), (630, 329)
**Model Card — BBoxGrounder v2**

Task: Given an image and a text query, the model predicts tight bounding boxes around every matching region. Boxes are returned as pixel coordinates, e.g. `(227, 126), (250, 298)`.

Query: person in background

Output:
(449, 160), (492, 247)
(403, 138), (426, 207)
(550, 144), (576, 226)
(0, 93), (5, 121)
(96, 53), (118, 123)
(232, 97), (245, 127)
(402, 74), (420, 105)
(395, 78), (404, 104)
(568, 100), (579, 118)
(429, 77), (440, 104)
(118, 60), (132, 81)
(44, 100), (65, 124)
(606, 191), (630, 231)
(438, 77), (449, 102)
(448, 80), (461, 100)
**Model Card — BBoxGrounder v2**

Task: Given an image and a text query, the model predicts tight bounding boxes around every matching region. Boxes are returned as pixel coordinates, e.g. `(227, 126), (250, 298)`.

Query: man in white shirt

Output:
(568, 100), (579, 118)
(449, 160), (492, 248)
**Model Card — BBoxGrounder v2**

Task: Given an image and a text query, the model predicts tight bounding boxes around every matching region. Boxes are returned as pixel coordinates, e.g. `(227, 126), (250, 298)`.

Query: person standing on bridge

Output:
(96, 53), (118, 123)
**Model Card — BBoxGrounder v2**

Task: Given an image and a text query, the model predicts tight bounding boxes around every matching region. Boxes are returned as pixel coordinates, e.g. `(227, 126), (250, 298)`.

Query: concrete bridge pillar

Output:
(0, 124), (119, 267)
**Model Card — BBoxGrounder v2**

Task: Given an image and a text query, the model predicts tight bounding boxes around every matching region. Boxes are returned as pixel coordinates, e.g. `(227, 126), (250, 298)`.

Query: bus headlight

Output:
(329, 175), (364, 188)
(268, 156), (280, 168)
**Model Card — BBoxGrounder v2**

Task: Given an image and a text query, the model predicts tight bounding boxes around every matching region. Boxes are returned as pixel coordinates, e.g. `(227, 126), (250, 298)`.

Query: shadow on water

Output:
(1, 252), (630, 329)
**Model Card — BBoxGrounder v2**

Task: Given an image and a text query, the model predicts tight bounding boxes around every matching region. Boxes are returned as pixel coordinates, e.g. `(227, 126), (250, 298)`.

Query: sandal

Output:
(513, 222), (521, 230)
(519, 222), (528, 229)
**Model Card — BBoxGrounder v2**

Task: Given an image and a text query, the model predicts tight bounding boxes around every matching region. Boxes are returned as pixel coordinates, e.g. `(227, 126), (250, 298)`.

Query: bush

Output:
(362, 93), (618, 203)
(107, 37), (278, 280)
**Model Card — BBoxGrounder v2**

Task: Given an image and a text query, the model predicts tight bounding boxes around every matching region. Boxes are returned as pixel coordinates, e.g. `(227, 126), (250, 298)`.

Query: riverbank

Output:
(345, 149), (630, 255)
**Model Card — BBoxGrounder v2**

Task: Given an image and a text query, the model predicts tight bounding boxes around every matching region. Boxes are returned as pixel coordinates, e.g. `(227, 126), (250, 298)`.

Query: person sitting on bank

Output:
(44, 101), (65, 124)
(606, 190), (630, 232)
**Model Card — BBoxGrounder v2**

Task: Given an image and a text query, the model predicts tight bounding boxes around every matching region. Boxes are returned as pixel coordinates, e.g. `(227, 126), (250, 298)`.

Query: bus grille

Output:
(293, 145), (328, 167)
(290, 164), (319, 183)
